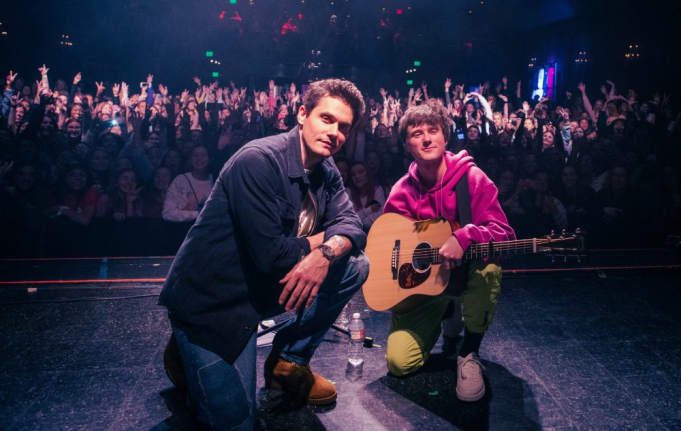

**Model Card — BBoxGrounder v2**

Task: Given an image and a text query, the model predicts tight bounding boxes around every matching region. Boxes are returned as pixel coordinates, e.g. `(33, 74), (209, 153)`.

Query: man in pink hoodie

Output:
(384, 99), (515, 402)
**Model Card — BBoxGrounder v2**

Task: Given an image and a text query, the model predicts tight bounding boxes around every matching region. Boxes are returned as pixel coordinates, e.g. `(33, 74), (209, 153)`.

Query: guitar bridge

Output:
(392, 240), (400, 280)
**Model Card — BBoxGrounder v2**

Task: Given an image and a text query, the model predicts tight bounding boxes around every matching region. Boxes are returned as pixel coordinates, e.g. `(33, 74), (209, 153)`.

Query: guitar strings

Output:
(398, 239), (558, 259)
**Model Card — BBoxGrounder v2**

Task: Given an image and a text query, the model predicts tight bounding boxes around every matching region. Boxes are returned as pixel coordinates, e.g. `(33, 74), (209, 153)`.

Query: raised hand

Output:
(566, 90), (572, 99)
(38, 64), (49, 75)
(146, 74), (153, 84)
(120, 82), (129, 96)
(73, 72), (82, 85)
(112, 83), (120, 96)
(158, 84), (168, 97)
(523, 101), (530, 112)
(600, 85), (608, 96)
(6, 70), (18, 87)
(379, 88), (387, 98)
(414, 88), (422, 101)
(95, 82), (105, 95)
(577, 82), (586, 93)
(421, 81), (428, 90)
(651, 92), (661, 105)
(445, 78), (452, 90)
(193, 76), (201, 87)
(498, 94), (508, 103)
(217, 126), (233, 150)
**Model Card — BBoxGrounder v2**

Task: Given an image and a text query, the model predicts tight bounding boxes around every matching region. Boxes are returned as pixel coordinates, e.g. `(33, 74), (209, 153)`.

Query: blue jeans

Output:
(172, 252), (369, 430)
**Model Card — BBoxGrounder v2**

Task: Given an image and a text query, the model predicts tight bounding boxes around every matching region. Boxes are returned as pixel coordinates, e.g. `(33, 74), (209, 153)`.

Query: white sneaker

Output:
(456, 352), (485, 402)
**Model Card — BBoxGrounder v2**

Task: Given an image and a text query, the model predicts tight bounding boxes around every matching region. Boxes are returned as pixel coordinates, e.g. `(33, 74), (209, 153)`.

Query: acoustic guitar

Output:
(363, 213), (586, 313)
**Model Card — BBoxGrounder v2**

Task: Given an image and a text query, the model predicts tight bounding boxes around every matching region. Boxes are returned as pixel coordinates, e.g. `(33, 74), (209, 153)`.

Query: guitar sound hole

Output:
(412, 242), (431, 272)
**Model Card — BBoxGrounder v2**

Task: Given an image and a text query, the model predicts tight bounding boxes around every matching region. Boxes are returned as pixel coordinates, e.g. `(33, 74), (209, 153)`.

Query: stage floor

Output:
(1, 251), (680, 430)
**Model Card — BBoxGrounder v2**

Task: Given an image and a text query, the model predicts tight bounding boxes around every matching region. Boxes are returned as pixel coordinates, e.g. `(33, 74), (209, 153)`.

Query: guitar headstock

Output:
(538, 229), (587, 261)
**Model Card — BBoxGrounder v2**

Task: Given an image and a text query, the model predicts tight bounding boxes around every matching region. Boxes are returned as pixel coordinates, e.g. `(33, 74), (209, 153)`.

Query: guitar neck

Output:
(431, 238), (552, 262)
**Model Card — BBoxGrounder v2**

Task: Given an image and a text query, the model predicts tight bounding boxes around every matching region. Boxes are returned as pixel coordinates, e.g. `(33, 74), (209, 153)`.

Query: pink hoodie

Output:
(384, 150), (516, 250)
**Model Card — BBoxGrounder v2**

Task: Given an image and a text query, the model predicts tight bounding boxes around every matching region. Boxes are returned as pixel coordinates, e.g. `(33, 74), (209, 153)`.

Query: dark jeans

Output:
(172, 252), (369, 430)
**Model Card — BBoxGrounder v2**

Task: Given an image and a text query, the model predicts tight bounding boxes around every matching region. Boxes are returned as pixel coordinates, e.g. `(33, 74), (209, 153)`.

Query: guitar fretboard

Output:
(426, 238), (555, 263)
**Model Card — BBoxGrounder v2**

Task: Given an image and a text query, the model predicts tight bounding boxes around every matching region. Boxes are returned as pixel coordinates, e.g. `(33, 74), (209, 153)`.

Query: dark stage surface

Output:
(1, 250), (680, 430)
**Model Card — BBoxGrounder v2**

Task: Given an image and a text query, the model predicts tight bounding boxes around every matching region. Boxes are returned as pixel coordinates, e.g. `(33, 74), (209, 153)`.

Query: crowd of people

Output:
(0, 65), (679, 257)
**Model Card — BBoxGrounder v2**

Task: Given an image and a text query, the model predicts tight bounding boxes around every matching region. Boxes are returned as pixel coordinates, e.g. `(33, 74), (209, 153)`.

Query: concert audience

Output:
(0, 64), (679, 256)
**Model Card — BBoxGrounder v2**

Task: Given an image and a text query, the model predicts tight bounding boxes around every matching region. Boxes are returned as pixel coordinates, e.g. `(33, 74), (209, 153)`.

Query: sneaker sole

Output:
(456, 385), (485, 402)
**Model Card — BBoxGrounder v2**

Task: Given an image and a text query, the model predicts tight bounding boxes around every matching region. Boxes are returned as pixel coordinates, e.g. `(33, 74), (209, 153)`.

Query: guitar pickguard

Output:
(398, 264), (431, 289)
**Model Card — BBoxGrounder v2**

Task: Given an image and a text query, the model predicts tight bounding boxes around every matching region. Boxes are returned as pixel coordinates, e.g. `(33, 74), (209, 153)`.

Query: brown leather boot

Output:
(264, 352), (337, 405)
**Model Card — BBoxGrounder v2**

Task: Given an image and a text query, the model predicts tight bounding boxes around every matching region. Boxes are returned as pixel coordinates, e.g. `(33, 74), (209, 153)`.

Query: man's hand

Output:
(445, 78), (452, 90)
(279, 250), (329, 311)
(38, 64), (49, 76)
(439, 236), (465, 270)
(73, 72), (81, 85)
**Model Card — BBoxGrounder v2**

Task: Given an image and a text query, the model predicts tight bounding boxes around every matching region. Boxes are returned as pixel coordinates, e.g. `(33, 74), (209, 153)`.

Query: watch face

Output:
(318, 245), (334, 261)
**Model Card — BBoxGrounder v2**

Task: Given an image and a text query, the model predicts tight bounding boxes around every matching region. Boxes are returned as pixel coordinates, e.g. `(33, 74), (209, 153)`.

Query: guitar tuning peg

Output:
(550, 230), (555, 236)
(551, 255), (555, 263)
(563, 256), (567, 263)
(561, 229), (566, 235)
(575, 228), (581, 234)
(577, 255), (581, 263)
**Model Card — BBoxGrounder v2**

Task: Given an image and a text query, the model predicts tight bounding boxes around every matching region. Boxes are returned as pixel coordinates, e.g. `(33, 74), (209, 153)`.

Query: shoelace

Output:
(460, 358), (483, 380)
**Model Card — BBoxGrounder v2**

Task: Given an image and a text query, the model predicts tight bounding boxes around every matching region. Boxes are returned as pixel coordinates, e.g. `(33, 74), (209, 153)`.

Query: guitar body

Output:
(363, 213), (464, 312)
(363, 213), (586, 313)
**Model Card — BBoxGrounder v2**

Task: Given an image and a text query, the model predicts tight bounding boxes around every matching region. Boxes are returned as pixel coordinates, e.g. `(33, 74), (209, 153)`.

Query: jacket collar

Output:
(285, 126), (306, 180)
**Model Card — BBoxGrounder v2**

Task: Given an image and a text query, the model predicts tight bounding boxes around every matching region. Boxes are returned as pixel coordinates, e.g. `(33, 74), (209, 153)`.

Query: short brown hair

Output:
(399, 99), (453, 144)
(303, 79), (365, 127)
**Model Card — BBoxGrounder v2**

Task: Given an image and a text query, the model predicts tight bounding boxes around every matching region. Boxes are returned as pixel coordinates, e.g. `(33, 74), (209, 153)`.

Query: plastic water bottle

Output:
(348, 312), (365, 366)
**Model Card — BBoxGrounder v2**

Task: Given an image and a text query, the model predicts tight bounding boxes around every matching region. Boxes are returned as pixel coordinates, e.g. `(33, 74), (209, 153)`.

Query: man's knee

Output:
(385, 330), (426, 377)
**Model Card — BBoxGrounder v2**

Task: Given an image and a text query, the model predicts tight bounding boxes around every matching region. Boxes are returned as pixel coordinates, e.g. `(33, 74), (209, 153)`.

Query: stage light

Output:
(397, 9), (403, 14)
(407, 80), (413, 85)
(212, 72), (220, 78)
(414, 61), (421, 67)
(206, 51), (214, 57)
(230, 0), (236, 3)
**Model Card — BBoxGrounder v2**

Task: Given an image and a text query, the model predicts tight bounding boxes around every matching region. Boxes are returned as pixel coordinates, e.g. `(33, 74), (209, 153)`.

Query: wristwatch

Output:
(315, 244), (336, 264)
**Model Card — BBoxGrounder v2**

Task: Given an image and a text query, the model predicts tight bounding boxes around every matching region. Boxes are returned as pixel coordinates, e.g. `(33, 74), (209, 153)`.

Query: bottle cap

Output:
(352, 312), (361, 318)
